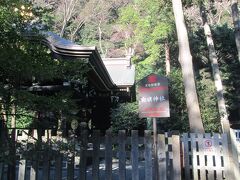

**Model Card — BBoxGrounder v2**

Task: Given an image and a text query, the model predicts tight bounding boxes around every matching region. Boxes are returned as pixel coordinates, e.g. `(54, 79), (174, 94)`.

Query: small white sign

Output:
(204, 139), (213, 152)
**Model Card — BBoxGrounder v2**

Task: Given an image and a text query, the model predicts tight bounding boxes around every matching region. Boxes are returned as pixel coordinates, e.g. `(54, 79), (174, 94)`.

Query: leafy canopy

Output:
(0, 0), (88, 128)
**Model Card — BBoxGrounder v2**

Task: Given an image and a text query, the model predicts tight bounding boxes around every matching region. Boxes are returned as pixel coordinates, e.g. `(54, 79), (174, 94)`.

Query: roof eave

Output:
(27, 32), (117, 91)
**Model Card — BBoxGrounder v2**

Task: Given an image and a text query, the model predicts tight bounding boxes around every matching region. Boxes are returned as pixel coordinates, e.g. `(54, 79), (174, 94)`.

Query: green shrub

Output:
(110, 102), (146, 133)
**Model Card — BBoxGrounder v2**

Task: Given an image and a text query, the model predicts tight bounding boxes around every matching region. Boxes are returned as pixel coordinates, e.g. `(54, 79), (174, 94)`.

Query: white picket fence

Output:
(182, 133), (230, 180)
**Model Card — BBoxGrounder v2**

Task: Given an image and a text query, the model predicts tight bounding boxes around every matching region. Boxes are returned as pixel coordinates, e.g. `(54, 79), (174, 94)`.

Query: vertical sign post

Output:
(138, 74), (170, 179)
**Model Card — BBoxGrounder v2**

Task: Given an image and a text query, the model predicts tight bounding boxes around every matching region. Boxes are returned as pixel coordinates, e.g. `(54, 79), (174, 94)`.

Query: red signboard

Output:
(138, 74), (170, 118)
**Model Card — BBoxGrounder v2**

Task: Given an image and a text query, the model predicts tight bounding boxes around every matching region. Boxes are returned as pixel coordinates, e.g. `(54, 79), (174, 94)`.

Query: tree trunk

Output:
(70, 19), (85, 41)
(0, 97), (7, 123)
(98, 24), (103, 55)
(11, 104), (16, 129)
(165, 42), (170, 75)
(172, 0), (204, 133)
(231, 0), (240, 63)
(0, 99), (7, 145)
(57, 110), (63, 137)
(200, 5), (230, 134)
(98, 21), (107, 57)
(60, 20), (67, 37)
(60, 0), (77, 38)
(0, 98), (7, 140)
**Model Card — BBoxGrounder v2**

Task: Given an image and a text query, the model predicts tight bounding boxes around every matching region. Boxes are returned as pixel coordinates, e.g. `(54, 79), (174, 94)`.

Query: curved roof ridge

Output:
(26, 31), (135, 91)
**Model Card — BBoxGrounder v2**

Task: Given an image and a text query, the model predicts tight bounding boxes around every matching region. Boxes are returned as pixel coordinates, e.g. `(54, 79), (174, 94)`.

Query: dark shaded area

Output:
(92, 97), (112, 131)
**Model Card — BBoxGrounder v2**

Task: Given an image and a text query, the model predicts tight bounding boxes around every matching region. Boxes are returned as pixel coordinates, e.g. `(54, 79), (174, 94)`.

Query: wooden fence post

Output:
(55, 152), (62, 180)
(42, 152), (50, 180)
(230, 129), (240, 179)
(105, 130), (112, 180)
(18, 158), (26, 180)
(172, 131), (181, 180)
(0, 162), (3, 180)
(67, 154), (74, 180)
(92, 130), (100, 180)
(8, 128), (16, 180)
(205, 133), (215, 179)
(119, 130), (126, 180)
(190, 133), (198, 179)
(158, 132), (166, 180)
(79, 130), (88, 180)
(213, 133), (222, 179)
(144, 130), (152, 180)
(182, 133), (190, 180)
(30, 154), (38, 180)
(131, 130), (139, 180)
(223, 133), (233, 180)
(198, 133), (206, 180)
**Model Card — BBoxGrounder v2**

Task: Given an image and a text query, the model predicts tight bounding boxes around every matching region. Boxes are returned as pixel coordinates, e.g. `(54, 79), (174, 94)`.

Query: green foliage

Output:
(187, 9), (240, 129)
(0, 0), (88, 129)
(110, 102), (145, 133)
(118, 6), (140, 25)
(6, 107), (34, 128)
(160, 68), (220, 132)
(188, 28), (221, 132)
(196, 71), (221, 132)
(162, 69), (189, 132)
(212, 25), (240, 123)
(116, 0), (191, 132)
(188, 27), (221, 131)
(117, 0), (174, 81)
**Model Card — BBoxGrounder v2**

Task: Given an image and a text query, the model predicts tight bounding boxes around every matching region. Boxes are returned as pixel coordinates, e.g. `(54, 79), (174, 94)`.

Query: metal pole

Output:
(153, 117), (159, 180)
